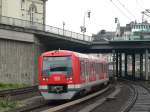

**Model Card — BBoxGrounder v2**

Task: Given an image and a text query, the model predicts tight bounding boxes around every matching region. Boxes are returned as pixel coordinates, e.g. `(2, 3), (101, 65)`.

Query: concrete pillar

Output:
(112, 50), (115, 78)
(140, 53), (143, 80)
(116, 52), (119, 77)
(145, 49), (149, 80)
(119, 53), (122, 77)
(125, 53), (127, 78)
(132, 53), (135, 80)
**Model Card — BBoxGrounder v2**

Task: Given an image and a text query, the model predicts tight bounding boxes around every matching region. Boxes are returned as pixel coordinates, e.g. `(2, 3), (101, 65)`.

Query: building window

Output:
(28, 2), (37, 22)
(21, 0), (25, 10)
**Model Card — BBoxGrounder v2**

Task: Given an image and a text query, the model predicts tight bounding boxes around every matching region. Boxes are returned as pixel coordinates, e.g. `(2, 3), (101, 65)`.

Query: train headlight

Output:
(67, 77), (72, 80)
(43, 78), (48, 81)
(67, 77), (73, 83)
(69, 77), (72, 80)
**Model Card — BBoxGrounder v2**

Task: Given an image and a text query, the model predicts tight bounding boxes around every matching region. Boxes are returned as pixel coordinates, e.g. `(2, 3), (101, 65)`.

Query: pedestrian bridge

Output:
(0, 16), (150, 82)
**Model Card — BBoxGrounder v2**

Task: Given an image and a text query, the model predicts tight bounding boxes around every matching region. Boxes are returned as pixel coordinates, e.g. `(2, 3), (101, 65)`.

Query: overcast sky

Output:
(46, 0), (150, 35)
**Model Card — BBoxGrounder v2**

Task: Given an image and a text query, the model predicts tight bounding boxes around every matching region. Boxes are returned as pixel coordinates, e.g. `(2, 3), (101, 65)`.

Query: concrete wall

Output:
(0, 29), (44, 85)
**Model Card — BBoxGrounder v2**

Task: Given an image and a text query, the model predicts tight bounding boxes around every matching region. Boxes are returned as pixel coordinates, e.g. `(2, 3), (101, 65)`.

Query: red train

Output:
(38, 50), (109, 100)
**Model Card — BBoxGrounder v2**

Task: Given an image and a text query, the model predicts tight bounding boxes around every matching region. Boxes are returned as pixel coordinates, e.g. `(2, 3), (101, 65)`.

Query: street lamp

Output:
(115, 17), (120, 39)
(80, 10), (91, 40)
(62, 21), (65, 35)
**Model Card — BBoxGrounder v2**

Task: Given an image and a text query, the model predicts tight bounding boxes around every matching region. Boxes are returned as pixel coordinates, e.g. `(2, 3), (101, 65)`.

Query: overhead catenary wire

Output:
(136, 0), (145, 10)
(143, 12), (150, 18)
(109, 0), (132, 21)
(116, 0), (137, 21)
(135, 0), (145, 22)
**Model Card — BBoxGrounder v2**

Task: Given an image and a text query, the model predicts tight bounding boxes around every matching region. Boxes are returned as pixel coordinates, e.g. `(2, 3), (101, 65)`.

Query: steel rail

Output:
(118, 79), (150, 112)
(118, 80), (138, 112)
(41, 86), (110, 112)
(0, 85), (38, 97)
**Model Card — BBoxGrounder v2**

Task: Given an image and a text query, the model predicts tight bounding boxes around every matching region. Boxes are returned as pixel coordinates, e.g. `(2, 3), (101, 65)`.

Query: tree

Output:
(99, 29), (106, 35)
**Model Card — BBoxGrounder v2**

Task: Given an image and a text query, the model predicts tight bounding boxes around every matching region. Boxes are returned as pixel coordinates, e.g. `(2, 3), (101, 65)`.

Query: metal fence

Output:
(0, 16), (92, 42)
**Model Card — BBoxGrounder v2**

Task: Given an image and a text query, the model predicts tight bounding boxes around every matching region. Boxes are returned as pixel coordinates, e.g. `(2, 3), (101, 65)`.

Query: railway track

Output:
(42, 86), (111, 112)
(119, 80), (150, 112)
(37, 85), (115, 112)
(12, 85), (112, 112)
(0, 85), (39, 100)
(7, 80), (150, 112)
(129, 84), (150, 112)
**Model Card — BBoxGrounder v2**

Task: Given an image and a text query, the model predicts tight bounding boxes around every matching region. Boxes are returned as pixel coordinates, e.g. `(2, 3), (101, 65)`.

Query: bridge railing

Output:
(0, 16), (92, 42)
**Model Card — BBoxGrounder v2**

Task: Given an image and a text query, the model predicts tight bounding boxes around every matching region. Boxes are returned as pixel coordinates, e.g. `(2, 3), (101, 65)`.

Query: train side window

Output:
(99, 63), (100, 73)
(86, 61), (88, 76)
(98, 63), (99, 73)
(95, 63), (97, 74)
(89, 61), (92, 75)
(80, 60), (84, 78)
(106, 63), (108, 74)
(105, 64), (107, 73)
(96, 63), (98, 74)
(103, 64), (105, 73)
(94, 62), (96, 75)
(92, 62), (94, 74)
(93, 62), (95, 75)
(84, 60), (86, 76)
(100, 63), (102, 73)
(105, 64), (106, 73)
(104, 64), (106, 72)
(101, 63), (102, 72)
(88, 61), (90, 76)
(81, 59), (86, 77)
(102, 63), (104, 73)
(83, 61), (85, 77)
(98, 63), (100, 73)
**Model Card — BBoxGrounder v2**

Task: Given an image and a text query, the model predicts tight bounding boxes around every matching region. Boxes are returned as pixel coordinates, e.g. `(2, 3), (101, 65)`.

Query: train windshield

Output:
(42, 56), (72, 76)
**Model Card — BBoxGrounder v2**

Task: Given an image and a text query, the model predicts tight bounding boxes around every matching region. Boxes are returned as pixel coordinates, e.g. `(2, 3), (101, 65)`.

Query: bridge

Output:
(0, 16), (150, 85)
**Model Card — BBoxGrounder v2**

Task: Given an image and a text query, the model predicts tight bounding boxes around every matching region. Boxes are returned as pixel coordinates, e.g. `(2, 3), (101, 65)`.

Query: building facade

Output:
(114, 22), (150, 40)
(0, 0), (47, 24)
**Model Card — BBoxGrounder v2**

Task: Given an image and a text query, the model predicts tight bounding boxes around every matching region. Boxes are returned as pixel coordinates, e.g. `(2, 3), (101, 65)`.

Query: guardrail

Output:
(0, 16), (92, 42)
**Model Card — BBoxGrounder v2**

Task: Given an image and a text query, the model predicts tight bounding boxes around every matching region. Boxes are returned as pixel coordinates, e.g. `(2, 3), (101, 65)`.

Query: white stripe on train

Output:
(39, 79), (109, 90)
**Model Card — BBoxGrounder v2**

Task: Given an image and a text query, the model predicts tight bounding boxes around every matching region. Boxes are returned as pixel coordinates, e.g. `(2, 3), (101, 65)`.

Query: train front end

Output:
(38, 50), (77, 100)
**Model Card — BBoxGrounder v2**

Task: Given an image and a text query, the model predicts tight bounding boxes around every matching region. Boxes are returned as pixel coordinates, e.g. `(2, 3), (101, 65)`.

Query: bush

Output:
(0, 97), (17, 112)
(0, 83), (30, 90)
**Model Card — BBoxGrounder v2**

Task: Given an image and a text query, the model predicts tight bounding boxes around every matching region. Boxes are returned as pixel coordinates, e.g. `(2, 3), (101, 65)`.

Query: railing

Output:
(0, 16), (93, 42)
(113, 34), (150, 41)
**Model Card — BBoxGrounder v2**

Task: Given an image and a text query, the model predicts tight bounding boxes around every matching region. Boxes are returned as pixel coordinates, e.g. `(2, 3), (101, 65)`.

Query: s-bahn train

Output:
(38, 50), (109, 100)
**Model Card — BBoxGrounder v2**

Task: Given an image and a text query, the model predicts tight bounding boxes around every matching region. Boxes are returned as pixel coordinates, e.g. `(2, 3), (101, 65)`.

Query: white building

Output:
(0, 0), (47, 24)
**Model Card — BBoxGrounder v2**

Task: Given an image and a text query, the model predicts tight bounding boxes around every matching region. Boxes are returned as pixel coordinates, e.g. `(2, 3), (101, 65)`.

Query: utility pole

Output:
(115, 17), (120, 39)
(80, 10), (91, 40)
(62, 21), (65, 36)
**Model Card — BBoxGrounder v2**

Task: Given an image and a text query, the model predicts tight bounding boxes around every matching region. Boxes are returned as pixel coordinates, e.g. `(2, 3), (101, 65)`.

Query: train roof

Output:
(41, 50), (107, 63)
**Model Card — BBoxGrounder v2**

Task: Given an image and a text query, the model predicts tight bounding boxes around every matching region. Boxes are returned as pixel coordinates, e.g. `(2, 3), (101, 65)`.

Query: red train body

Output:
(38, 50), (109, 100)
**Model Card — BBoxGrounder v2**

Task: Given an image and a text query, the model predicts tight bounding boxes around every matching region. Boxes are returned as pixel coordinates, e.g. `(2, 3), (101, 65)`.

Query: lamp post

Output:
(62, 21), (65, 35)
(80, 10), (91, 40)
(115, 17), (120, 40)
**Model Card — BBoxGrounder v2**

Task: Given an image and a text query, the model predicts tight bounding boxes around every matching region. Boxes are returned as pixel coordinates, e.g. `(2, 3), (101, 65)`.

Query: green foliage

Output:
(0, 83), (30, 90)
(0, 100), (17, 108)
(0, 96), (17, 112)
